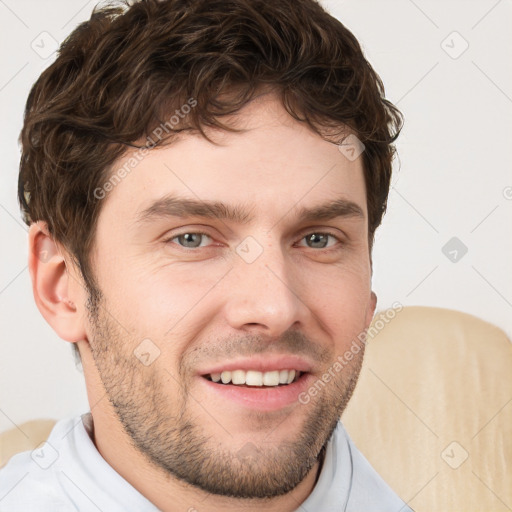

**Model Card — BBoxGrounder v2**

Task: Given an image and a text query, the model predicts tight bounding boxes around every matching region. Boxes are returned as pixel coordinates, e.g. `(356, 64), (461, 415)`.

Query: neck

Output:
(89, 406), (323, 512)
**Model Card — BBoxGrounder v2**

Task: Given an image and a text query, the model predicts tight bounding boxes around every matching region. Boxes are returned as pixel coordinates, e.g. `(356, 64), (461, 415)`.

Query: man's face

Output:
(83, 94), (376, 498)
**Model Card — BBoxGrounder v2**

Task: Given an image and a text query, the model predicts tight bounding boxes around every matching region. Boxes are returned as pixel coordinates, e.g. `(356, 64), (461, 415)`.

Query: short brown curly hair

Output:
(18, 0), (402, 306)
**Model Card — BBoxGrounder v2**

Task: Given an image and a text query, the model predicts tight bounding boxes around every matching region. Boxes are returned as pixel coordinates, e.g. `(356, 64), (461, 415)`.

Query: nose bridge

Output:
(223, 235), (307, 335)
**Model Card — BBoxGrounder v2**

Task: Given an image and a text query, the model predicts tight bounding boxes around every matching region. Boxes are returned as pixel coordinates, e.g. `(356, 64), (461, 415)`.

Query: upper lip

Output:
(197, 355), (314, 376)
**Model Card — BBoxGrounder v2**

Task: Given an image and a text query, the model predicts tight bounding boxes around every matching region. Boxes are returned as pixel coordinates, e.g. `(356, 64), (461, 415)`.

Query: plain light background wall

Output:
(1, 0), (511, 432)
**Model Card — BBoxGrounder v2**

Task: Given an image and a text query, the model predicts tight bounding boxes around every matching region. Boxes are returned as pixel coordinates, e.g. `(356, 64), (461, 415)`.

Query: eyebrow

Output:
(135, 194), (365, 226)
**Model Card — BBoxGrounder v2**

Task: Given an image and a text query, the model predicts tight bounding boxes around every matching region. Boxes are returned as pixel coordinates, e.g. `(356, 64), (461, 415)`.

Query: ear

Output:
(28, 221), (88, 344)
(365, 291), (377, 329)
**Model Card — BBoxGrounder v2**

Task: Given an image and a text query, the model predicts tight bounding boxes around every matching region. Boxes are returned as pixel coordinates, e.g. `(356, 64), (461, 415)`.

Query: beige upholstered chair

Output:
(1, 306), (511, 511)
(343, 306), (512, 511)
(0, 418), (56, 469)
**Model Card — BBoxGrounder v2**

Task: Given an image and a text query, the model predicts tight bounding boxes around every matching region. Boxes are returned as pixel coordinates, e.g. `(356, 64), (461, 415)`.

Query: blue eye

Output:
(300, 233), (340, 249)
(168, 232), (213, 249)
(164, 231), (341, 251)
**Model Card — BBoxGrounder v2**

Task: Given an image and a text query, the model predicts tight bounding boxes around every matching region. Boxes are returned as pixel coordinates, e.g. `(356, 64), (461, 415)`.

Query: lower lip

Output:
(197, 373), (315, 412)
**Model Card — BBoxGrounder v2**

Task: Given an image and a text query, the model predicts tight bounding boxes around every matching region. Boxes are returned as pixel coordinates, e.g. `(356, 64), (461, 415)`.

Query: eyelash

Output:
(163, 231), (344, 251)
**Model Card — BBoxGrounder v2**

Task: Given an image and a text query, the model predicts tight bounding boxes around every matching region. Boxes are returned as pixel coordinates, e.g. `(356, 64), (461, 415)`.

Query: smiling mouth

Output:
(203, 369), (303, 387)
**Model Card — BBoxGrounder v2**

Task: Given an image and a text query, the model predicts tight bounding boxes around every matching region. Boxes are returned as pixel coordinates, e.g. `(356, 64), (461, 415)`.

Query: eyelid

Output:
(161, 224), (217, 239)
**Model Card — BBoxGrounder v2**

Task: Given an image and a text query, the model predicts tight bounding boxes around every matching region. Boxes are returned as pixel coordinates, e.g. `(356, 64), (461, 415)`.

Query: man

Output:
(0, 0), (410, 510)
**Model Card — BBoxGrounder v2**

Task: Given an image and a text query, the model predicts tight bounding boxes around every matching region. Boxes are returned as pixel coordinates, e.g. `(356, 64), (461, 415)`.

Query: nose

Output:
(222, 241), (310, 337)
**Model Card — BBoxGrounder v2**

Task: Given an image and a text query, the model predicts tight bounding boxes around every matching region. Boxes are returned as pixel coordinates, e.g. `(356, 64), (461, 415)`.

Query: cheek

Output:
(301, 260), (372, 341)
(106, 261), (228, 351)
(97, 237), (371, 350)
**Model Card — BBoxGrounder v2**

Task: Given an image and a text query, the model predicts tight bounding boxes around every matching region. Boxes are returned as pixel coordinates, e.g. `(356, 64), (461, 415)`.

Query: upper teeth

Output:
(209, 369), (297, 386)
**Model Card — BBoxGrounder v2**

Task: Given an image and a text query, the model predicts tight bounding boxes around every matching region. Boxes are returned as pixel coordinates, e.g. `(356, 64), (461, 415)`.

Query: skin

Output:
(28, 93), (377, 512)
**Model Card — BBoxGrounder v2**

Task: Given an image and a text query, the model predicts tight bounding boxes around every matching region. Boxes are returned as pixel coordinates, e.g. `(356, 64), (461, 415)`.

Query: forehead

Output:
(98, 95), (367, 229)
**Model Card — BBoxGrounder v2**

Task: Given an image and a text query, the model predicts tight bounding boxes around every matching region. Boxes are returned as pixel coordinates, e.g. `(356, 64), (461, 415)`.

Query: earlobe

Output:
(28, 221), (87, 343)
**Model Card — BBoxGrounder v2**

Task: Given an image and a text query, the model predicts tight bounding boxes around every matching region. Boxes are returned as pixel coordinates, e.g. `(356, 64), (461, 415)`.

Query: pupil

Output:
(180, 233), (201, 248)
(308, 233), (327, 248)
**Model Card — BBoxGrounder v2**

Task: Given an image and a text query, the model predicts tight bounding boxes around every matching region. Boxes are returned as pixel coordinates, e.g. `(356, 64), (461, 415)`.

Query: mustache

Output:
(188, 330), (332, 365)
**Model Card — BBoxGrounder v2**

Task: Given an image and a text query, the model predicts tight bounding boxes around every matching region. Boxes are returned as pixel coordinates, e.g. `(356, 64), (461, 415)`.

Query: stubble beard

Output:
(85, 291), (364, 499)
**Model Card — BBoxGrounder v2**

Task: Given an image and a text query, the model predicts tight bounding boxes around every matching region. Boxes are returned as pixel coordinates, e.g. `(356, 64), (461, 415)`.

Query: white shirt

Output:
(0, 412), (413, 511)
